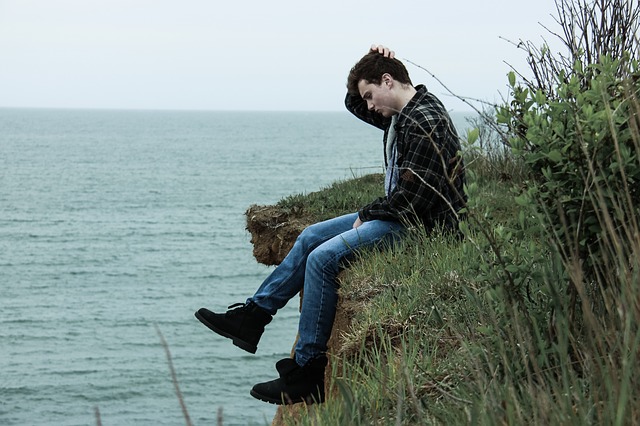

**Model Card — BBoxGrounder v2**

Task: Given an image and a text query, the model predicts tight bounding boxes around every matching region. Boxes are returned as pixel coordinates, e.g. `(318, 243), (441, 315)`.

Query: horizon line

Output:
(0, 105), (478, 114)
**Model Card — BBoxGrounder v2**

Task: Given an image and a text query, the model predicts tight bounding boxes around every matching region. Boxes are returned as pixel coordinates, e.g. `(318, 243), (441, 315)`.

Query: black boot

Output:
(194, 301), (272, 354)
(250, 355), (328, 405)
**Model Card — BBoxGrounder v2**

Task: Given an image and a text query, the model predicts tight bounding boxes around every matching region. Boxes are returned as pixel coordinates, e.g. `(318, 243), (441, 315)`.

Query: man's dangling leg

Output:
(195, 213), (359, 354)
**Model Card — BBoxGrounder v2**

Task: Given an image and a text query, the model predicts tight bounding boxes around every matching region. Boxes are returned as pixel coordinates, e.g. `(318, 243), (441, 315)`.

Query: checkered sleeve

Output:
(344, 93), (391, 131)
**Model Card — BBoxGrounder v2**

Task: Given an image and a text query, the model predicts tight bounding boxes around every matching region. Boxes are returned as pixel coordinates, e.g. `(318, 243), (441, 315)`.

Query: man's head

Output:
(347, 51), (414, 117)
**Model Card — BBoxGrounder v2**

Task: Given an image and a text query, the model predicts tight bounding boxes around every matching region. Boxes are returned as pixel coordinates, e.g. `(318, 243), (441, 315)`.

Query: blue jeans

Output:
(249, 212), (404, 366)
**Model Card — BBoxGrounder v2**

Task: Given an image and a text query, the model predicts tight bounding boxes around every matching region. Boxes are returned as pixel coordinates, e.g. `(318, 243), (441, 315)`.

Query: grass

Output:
(273, 135), (639, 425)
(276, 173), (385, 222)
(145, 139), (637, 425)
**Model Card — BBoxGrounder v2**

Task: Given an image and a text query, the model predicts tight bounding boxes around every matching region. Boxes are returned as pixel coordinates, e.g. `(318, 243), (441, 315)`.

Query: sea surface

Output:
(0, 108), (472, 425)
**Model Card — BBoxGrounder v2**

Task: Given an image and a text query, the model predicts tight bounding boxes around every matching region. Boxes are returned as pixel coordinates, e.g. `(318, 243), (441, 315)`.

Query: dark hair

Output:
(347, 51), (413, 95)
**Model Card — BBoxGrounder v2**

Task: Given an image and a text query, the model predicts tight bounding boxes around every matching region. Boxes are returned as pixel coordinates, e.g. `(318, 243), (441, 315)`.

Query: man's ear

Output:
(381, 73), (394, 88)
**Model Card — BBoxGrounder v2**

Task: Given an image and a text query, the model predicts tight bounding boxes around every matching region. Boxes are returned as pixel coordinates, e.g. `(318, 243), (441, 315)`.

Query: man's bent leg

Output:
(294, 218), (404, 365)
(249, 218), (404, 404)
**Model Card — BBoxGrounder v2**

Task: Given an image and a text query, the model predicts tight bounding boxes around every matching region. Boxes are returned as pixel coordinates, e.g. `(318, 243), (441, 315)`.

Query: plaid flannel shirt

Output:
(345, 85), (466, 228)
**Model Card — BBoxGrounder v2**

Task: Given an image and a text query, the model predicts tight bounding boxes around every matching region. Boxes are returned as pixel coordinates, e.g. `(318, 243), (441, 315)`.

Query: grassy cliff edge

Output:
(245, 171), (516, 425)
(246, 135), (639, 425)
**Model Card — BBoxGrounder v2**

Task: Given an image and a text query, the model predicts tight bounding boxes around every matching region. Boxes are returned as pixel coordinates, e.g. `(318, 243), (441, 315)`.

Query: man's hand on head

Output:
(370, 44), (395, 59)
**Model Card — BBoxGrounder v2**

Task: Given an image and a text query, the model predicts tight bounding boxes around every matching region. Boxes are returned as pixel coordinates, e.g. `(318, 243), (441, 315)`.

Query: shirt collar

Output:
(397, 85), (428, 124)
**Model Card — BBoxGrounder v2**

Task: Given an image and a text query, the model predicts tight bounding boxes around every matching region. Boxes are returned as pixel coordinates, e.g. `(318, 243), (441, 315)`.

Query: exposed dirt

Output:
(245, 204), (311, 266)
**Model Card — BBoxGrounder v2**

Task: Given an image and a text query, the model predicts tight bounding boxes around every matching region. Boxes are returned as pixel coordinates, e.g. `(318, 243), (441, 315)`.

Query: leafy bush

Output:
(499, 57), (640, 289)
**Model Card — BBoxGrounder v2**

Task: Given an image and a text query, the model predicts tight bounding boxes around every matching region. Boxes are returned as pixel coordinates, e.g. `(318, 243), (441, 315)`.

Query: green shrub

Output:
(498, 58), (640, 288)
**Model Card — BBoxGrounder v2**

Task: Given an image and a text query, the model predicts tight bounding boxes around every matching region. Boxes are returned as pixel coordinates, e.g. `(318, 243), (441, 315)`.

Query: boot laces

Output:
(225, 302), (251, 317)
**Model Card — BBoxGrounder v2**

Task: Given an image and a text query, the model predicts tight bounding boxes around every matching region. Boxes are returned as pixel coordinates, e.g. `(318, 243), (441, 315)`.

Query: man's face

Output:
(357, 78), (398, 117)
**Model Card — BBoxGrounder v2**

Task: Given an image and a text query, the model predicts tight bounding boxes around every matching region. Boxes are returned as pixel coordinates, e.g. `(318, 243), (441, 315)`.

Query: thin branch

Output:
(404, 59), (490, 117)
(94, 406), (102, 426)
(155, 324), (193, 426)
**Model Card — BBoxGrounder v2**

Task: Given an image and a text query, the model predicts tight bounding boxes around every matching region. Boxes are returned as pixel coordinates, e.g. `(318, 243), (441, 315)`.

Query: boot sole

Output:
(249, 389), (324, 405)
(194, 311), (258, 354)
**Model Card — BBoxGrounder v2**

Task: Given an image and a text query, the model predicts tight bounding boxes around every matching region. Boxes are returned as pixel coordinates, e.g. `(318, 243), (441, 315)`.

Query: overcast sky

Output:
(0, 0), (561, 112)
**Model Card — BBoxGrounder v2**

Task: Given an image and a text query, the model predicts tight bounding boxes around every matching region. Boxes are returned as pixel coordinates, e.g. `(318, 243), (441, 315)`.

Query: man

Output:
(195, 45), (466, 405)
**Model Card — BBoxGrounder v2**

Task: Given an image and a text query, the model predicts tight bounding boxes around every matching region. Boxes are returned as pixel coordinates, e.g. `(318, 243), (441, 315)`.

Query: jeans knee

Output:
(306, 246), (340, 277)
(296, 224), (323, 250)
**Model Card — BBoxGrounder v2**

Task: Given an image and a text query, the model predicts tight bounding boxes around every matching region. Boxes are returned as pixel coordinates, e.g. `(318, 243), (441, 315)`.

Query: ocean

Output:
(0, 108), (472, 425)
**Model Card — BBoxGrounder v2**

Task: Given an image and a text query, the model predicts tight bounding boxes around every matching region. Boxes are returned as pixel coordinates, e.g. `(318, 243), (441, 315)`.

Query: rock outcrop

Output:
(245, 204), (309, 266)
